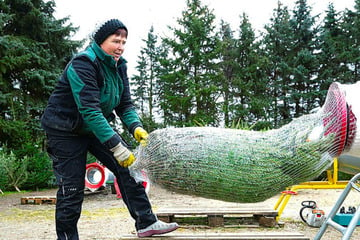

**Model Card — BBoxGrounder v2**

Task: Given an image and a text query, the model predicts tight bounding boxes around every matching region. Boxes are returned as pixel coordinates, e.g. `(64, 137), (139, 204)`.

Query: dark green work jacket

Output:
(41, 42), (142, 149)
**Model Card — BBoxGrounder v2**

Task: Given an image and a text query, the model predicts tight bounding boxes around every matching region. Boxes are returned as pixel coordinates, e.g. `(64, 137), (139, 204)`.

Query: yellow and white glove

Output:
(134, 127), (149, 146)
(110, 143), (135, 167)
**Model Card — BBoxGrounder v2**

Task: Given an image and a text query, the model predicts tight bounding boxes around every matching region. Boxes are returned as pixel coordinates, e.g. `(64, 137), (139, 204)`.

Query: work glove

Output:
(134, 127), (149, 146)
(110, 143), (136, 167)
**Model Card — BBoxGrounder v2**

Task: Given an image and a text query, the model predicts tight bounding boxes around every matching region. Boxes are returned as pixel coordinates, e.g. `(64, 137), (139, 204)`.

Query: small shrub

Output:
(0, 151), (29, 192)
(23, 151), (53, 190)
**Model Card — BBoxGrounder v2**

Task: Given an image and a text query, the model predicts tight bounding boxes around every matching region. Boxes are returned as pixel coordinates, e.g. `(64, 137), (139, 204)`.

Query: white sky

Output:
(53, 0), (355, 76)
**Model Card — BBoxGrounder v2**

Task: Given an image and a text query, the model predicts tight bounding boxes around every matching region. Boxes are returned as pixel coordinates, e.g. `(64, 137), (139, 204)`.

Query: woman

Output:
(41, 19), (178, 239)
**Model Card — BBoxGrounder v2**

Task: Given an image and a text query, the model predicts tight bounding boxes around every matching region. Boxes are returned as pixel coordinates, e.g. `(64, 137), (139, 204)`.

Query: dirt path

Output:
(1, 184), (360, 239)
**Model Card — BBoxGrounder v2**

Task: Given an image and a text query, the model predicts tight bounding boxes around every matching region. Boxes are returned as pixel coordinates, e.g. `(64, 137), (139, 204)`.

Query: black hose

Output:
(299, 200), (317, 225)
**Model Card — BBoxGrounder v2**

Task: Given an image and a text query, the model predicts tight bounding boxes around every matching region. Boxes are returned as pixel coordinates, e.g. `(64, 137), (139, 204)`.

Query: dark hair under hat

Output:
(93, 19), (128, 44)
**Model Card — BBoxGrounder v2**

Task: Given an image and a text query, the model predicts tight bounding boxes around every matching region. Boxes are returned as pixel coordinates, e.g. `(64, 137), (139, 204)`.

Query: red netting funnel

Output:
(320, 82), (349, 157)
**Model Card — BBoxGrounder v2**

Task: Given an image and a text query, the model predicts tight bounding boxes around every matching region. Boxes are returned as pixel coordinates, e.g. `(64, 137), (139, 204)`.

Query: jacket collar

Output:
(90, 42), (117, 67)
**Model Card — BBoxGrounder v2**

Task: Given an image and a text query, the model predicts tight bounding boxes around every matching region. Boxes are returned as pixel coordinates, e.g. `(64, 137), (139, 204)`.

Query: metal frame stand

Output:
(314, 172), (360, 240)
(274, 158), (349, 221)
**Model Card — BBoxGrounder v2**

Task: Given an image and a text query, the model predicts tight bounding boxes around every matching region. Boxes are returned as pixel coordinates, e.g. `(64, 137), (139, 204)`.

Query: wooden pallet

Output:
(20, 196), (56, 205)
(119, 232), (310, 240)
(156, 208), (278, 227)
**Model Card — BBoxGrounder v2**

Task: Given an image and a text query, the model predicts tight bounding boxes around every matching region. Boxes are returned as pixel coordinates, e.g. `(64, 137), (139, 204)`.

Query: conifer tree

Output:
(262, 2), (294, 127)
(263, 0), (319, 127)
(132, 26), (159, 119)
(232, 13), (269, 128)
(161, 0), (221, 126)
(289, 0), (319, 116)
(317, 3), (344, 104)
(0, 0), (81, 189)
(218, 20), (236, 127)
(133, 50), (148, 115)
(0, 0), (81, 128)
(338, 0), (360, 83)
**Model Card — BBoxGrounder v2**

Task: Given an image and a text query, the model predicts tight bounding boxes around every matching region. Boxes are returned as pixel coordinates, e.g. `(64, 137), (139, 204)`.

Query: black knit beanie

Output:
(93, 19), (127, 44)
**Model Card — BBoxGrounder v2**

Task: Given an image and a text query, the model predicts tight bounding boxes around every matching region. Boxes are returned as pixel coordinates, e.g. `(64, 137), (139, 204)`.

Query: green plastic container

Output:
(333, 213), (360, 226)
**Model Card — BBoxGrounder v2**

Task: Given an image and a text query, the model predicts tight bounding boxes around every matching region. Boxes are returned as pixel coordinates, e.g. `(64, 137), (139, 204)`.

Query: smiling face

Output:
(100, 29), (127, 62)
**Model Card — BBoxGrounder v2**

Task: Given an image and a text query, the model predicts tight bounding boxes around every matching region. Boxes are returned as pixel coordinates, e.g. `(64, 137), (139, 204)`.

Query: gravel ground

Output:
(1, 184), (360, 240)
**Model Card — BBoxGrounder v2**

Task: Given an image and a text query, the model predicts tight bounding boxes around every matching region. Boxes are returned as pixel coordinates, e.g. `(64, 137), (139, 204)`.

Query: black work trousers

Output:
(46, 134), (157, 240)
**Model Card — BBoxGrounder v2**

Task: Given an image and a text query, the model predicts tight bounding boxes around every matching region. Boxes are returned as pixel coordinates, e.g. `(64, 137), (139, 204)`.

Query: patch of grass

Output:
(0, 190), (30, 197)
(1, 208), (55, 221)
(1, 206), (129, 222)
(80, 207), (128, 219)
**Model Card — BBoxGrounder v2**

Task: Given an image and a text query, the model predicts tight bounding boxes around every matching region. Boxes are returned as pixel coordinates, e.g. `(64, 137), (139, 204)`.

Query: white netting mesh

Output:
(131, 82), (357, 203)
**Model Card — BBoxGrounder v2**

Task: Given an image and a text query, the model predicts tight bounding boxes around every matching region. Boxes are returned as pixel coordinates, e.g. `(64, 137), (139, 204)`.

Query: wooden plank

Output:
(157, 208), (278, 217)
(119, 232), (310, 240)
(208, 214), (224, 227)
(156, 208), (278, 227)
(20, 196), (56, 205)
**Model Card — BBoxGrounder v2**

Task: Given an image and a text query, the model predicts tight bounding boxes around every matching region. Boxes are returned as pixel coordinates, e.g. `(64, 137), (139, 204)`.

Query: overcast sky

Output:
(53, 0), (355, 76)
